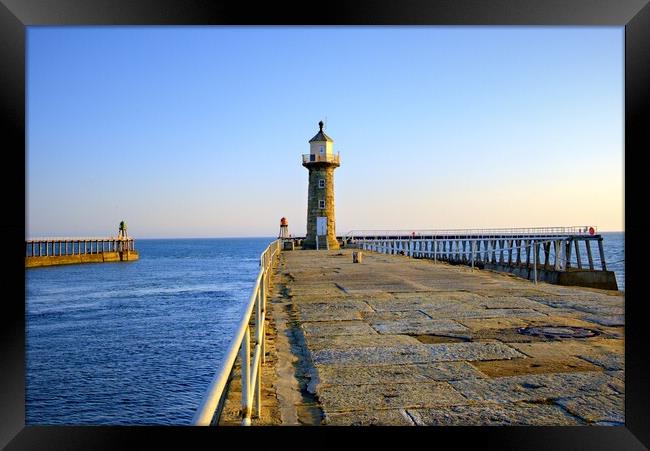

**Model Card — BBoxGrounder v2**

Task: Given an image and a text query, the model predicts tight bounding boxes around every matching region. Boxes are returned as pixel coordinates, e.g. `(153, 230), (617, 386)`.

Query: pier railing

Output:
(351, 228), (608, 273)
(26, 237), (135, 257)
(193, 239), (281, 426)
(345, 226), (597, 240)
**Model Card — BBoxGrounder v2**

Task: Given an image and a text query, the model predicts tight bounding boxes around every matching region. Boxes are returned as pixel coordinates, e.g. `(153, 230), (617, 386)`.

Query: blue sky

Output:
(27, 27), (624, 238)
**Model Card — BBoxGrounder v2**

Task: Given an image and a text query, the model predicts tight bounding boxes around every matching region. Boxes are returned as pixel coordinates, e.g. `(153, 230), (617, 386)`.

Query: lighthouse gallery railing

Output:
(193, 239), (281, 426)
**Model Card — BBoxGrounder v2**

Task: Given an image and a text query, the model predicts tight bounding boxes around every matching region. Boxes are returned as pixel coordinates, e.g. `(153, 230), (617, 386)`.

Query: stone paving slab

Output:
(455, 316), (529, 330)
(526, 296), (625, 317)
(311, 341), (525, 366)
(420, 308), (547, 320)
(370, 318), (469, 335)
(365, 298), (473, 312)
(311, 344), (439, 366)
(313, 361), (485, 388)
(606, 370), (624, 381)
(510, 339), (622, 359)
(296, 301), (373, 322)
(323, 409), (414, 426)
(392, 291), (487, 303)
(318, 382), (468, 412)
(449, 371), (622, 403)
(407, 403), (583, 426)
(470, 355), (602, 378)
(555, 394), (624, 424)
(475, 296), (552, 309)
(580, 314), (625, 327)
(576, 353), (625, 371)
(301, 321), (378, 337)
(306, 334), (421, 351)
(361, 310), (431, 321)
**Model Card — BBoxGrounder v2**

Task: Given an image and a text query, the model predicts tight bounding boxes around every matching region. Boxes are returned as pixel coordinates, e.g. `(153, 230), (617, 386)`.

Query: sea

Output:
(25, 232), (624, 425)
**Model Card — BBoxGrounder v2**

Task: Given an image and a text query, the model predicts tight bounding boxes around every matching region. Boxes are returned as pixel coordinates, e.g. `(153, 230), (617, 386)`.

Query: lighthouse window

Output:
(318, 179), (325, 188)
(319, 200), (325, 209)
(319, 146), (324, 154)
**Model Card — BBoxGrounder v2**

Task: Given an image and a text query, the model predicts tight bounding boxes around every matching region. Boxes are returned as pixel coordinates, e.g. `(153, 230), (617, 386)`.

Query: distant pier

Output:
(25, 221), (139, 268)
(346, 226), (617, 291)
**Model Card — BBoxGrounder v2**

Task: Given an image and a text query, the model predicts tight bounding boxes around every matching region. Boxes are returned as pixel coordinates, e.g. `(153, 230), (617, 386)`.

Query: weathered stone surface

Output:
(361, 310), (431, 322)
(301, 321), (377, 337)
(370, 318), (469, 335)
(449, 372), (621, 403)
(426, 342), (526, 362)
(317, 382), (468, 412)
(392, 291), (486, 303)
(577, 353), (624, 371)
(407, 403), (583, 426)
(323, 409), (414, 426)
(313, 361), (485, 388)
(527, 295), (624, 317)
(457, 317), (529, 331)
(606, 370), (624, 381)
(415, 361), (487, 381)
(269, 249), (625, 426)
(311, 342), (525, 366)
(556, 394), (624, 424)
(306, 334), (421, 351)
(296, 301), (373, 322)
(477, 296), (549, 309)
(311, 344), (437, 366)
(365, 298), (466, 312)
(471, 356), (601, 378)
(580, 314), (625, 327)
(421, 308), (547, 320)
(510, 339), (623, 359)
(313, 364), (435, 388)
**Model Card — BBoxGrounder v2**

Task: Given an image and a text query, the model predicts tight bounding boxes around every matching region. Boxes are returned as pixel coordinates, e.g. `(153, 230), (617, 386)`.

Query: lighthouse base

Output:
(302, 235), (340, 250)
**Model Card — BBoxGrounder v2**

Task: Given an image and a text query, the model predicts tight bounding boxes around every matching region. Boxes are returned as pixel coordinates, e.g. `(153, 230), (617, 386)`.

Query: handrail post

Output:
(471, 240), (475, 270)
(258, 275), (265, 364)
(434, 239), (437, 263)
(241, 326), (251, 425)
(532, 240), (537, 284)
(254, 355), (262, 418)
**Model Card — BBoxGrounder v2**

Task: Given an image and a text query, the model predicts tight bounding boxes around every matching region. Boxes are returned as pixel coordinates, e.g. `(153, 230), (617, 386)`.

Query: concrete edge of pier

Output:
(25, 250), (139, 268)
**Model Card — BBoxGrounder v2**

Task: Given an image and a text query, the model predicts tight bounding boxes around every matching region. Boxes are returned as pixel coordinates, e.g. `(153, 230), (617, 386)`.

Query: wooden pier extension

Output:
(232, 246), (623, 426)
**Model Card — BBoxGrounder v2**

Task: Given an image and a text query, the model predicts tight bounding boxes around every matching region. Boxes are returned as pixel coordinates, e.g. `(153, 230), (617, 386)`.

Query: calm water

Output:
(26, 238), (273, 425)
(25, 233), (624, 425)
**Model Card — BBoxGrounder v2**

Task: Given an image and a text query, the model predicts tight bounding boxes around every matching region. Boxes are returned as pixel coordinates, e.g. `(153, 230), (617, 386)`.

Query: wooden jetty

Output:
(25, 221), (139, 268)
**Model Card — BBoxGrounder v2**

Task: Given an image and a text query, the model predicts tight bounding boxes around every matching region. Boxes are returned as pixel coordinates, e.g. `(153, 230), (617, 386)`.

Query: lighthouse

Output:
(302, 121), (340, 250)
(279, 217), (290, 239)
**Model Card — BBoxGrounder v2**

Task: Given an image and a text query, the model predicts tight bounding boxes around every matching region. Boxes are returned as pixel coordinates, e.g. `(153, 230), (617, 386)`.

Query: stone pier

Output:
(239, 247), (624, 426)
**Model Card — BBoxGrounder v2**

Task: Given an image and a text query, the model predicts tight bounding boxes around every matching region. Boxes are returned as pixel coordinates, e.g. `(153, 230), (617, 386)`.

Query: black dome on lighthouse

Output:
(308, 120), (333, 143)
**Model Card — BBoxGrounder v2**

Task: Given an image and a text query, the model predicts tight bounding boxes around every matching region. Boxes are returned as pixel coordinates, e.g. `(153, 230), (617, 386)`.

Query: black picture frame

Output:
(2, 0), (648, 449)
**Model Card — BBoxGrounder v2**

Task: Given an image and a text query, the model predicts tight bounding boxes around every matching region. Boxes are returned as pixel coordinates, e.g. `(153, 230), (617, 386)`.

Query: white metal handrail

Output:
(356, 235), (609, 284)
(193, 239), (281, 426)
(345, 226), (597, 240)
(26, 237), (134, 241)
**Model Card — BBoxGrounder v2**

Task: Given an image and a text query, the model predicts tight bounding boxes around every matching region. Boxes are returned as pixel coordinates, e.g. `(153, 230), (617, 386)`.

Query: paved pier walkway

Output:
(262, 248), (624, 426)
